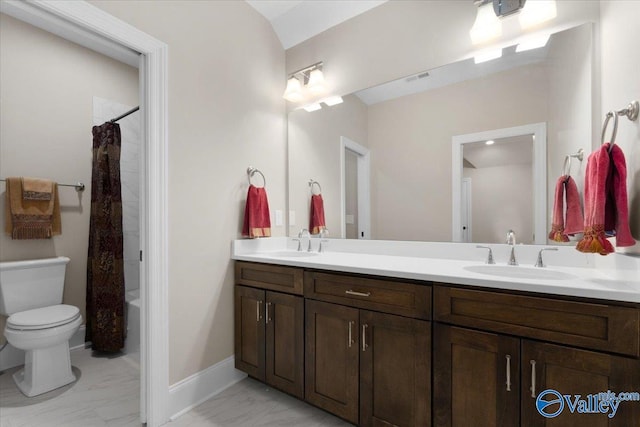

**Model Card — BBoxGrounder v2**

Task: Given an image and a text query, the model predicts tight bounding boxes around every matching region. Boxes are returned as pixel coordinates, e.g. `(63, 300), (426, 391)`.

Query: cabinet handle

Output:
(362, 324), (369, 352)
(530, 360), (537, 398)
(256, 300), (262, 322)
(505, 355), (511, 392)
(265, 302), (272, 324)
(348, 321), (355, 348)
(345, 289), (371, 297)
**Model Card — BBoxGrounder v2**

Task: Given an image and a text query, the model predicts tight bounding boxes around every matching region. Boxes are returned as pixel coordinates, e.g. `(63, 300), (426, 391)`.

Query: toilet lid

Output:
(7, 304), (80, 330)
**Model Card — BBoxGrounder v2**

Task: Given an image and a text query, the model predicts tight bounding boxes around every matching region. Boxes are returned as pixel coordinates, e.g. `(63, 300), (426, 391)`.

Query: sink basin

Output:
(463, 265), (574, 281)
(268, 251), (319, 258)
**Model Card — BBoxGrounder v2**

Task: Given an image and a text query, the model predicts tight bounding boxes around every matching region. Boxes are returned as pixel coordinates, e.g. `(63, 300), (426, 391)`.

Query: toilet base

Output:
(13, 341), (76, 397)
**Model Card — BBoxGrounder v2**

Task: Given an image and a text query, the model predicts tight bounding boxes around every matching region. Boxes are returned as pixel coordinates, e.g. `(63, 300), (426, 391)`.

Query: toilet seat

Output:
(7, 304), (80, 331)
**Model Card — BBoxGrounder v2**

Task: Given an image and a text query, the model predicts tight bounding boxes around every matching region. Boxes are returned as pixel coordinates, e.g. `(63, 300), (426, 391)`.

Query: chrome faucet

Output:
(317, 228), (329, 253)
(506, 230), (518, 266)
(476, 245), (495, 264)
(298, 229), (311, 252)
(535, 247), (558, 268)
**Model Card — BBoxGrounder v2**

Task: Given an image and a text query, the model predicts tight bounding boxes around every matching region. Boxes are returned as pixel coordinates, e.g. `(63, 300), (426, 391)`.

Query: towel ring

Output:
(309, 179), (322, 195)
(601, 110), (619, 148)
(562, 155), (571, 177)
(601, 100), (639, 152)
(247, 166), (266, 188)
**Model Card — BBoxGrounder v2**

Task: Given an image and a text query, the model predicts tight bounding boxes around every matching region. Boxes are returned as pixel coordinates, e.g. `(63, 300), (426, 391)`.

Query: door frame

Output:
(461, 177), (472, 243)
(0, 1), (170, 426)
(451, 122), (546, 244)
(340, 136), (371, 239)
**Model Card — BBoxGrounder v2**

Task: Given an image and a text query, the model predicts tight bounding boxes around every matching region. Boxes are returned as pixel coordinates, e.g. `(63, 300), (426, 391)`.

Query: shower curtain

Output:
(86, 121), (126, 352)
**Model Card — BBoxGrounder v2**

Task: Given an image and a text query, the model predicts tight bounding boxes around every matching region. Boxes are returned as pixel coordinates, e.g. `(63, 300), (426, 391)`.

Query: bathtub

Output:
(124, 289), (140, 363)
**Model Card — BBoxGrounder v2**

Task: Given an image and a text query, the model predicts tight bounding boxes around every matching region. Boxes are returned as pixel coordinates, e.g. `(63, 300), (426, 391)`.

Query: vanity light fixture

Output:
(303, 103), (322, 112)
(474, 48), (503, 64)
(469, 1), (502, 45)
(322, 96), (343, 106)
(485, 139), (495, 145)
(282, 61), (326, 102)
(516, 33), (550, 52)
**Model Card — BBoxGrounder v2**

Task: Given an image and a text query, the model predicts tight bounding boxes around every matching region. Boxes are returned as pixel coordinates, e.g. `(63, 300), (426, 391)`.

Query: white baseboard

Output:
(168, 355), (247, 421)
(0, 325), (86, 372)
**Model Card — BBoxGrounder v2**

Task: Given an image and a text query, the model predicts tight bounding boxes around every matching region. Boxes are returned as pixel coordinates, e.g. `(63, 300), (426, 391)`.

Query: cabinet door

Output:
(305, 299), (360, 424)
(265, 291), (304, 399)
(234, 286), (265, 381)
(522, 341), (640, 427)
(360, 310), (431, 427)
(433, 325), (520, 427)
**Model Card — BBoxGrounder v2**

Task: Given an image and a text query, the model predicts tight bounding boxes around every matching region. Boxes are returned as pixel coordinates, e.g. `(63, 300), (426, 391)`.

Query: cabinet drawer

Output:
(235, 261), (303, 295)
(304, 271), (431, 319)
(434, 286), (640, 357)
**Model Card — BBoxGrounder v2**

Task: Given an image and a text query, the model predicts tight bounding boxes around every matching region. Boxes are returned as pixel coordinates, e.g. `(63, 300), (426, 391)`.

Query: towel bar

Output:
(0, 179), (84, 192)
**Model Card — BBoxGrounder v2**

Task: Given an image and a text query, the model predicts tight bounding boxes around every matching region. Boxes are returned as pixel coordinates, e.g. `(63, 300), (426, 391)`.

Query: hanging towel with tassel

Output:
(4, 177), (61, 239)
(309, 194), (326, 235)
(576, 143), (634, 254)
(549, 175), (583, 242)
(242, 184), (271, 238)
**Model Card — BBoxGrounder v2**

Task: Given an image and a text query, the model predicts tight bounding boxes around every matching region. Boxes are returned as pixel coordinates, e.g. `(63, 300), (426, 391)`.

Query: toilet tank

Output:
(0, 256), (70, 316)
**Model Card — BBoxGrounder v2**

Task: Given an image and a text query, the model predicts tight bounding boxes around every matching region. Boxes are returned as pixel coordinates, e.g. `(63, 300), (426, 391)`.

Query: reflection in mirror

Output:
(288, 23), (592, 243)
(452, 123), (546, 244)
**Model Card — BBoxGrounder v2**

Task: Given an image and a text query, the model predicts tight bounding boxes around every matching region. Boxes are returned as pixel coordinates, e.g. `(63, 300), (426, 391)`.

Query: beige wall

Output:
(90, 0), (286, 384)
(0, 14), (138, 340)
(288, 94), (368, 237)
(464, 164), (533, 244)
(600, 1), (640, 253)
(367, 64), (548, 241)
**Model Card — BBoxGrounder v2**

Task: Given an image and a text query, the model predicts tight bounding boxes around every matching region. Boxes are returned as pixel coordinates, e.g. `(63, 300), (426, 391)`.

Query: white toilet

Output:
(0, 256), (82, 397)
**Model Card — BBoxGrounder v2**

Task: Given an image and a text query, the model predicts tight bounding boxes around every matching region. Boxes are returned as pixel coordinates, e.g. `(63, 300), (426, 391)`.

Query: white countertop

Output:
(232, 238), (640, 304)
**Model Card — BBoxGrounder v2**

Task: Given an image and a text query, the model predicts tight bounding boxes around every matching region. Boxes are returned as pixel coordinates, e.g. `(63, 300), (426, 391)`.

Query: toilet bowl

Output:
(4, 304), (82, 397)
(0, 257), (81, 397)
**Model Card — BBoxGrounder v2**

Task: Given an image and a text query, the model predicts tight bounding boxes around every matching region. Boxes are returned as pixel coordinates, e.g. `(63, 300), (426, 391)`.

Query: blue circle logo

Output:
(536, 389), (564, 418)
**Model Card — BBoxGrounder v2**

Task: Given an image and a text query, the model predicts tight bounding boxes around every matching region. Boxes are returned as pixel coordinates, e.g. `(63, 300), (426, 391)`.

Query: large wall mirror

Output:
(288, 23), (593, 244)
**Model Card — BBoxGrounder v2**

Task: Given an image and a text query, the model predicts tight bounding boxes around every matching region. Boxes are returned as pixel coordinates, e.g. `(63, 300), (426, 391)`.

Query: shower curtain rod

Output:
(110, 106), (139, 123)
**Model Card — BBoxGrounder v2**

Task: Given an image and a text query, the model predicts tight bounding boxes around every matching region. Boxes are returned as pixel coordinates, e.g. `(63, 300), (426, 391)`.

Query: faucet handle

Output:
(506, 229), (516, 245)
(318, 239), (329, 253)
(535, 247), (558, 268)
(292, 238), (301, 252)
(476, 245), (495, 264)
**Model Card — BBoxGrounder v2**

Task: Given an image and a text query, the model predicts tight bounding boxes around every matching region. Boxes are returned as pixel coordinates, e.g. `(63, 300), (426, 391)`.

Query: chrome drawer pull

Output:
(505, 355), (511, 392)
(345, 290), (371, 297)
(348, 321), (355, 348)
(530, 360), (537, 398)
(362, 324), (369, 352)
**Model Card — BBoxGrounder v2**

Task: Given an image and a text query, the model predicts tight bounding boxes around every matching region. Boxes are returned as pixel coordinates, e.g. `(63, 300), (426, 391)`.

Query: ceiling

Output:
(246, 0), (387, 49)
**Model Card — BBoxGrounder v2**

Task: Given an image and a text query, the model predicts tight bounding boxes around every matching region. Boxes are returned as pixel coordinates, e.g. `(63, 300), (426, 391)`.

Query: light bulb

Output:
(307, 69), (326, 94)
(469, 3), (502, 45)
(283, 76), (303, 102)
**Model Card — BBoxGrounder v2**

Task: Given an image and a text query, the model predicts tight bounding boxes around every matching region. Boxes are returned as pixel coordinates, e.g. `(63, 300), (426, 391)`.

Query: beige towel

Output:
(4, 177), (61, 239)
(21, 177), (53, 200)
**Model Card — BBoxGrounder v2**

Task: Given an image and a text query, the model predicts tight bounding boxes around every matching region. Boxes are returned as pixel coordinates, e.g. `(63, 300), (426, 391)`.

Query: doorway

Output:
(340, 137), (371, 239)
(0, 2), (169, 425)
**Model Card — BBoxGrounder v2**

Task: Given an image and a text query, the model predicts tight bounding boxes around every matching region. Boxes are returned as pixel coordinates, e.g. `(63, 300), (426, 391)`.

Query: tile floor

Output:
(0, 348), (351, 427)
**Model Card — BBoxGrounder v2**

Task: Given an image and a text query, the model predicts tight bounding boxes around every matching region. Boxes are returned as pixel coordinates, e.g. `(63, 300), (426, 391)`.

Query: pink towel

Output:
(242, 185), (271, 238)
(576, 143), (634, 254)
(309, 194), (326, 235)
(549, 176), (583, 242)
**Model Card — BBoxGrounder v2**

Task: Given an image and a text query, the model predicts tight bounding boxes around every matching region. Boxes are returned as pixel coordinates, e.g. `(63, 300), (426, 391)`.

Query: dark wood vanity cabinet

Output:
(234, 262), (304, 399)
(304, 272), (432, 427)
(235, 261), (640, 426)
(433, 286), (640, 427)
(305, 300), (431, 426)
